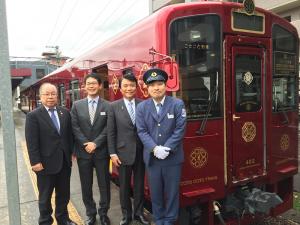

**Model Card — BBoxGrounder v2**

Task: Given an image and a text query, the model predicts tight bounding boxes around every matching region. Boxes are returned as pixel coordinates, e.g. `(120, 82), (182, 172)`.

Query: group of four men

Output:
(25, 68), (187, 225)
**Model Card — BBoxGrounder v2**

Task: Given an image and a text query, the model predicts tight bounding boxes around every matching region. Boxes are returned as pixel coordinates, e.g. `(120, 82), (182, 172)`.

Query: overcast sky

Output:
(6, 0), (149, 58)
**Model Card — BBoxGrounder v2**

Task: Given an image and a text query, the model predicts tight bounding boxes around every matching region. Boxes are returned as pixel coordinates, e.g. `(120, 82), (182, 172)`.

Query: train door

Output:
(226, 36), (268, 183)
(69, 80), (80, 108)
(92, 65), (109, 100)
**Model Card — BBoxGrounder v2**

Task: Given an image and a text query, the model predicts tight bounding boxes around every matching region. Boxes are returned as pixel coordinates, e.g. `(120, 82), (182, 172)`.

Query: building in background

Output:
(255, 0), (300, 38)
(10, 57), (57, 91)
(9, 57), (57, 107)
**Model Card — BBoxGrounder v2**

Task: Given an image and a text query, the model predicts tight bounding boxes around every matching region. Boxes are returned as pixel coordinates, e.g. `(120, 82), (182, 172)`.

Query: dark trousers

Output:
(77, 156), (111, 217)
(36, 161), (71, 225)
(146, 164), (181, 225)
(118, 156), (145, 218)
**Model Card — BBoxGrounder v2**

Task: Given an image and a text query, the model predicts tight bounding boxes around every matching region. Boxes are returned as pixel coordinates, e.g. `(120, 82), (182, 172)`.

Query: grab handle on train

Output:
(232, 114), (241, 121)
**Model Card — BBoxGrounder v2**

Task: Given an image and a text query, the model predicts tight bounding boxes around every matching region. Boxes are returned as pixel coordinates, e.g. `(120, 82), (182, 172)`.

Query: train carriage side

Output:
(155, 2), (299, 224)
(19, 2), (299, 224)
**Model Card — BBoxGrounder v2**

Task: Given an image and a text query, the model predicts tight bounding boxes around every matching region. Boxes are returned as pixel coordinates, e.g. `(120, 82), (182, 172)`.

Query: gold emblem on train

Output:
(111, 74), (119, 95)
(280, 134), (289, 151)
(243, 0), (255, 15)
(243, 71), (253, 85)
(138, 64), (150, 97)
(242, 122), (256, 142)
(190, 147), (208, 169)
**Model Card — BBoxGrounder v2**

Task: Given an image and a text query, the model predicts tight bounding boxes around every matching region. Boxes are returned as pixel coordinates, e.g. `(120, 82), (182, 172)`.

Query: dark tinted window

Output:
(235, 55), (261, 112)
(272, 25), (298, 112)
(170, 15), (221, 120)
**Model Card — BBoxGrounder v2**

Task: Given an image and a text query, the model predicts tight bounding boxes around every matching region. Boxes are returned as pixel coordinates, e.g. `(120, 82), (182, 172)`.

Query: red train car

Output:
(21, 1), (299, 224)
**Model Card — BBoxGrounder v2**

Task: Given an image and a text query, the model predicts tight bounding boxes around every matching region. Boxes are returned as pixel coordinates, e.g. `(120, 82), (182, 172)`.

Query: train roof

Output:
(22, 1), (298, 92)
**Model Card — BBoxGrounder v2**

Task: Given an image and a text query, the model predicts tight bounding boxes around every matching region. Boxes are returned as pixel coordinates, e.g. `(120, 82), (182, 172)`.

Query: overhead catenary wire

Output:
(67, 0), (111, 52)
(51, 0), (80, 45)
(69, 0), (132, 56)
(46, 0), (67, 44)
(71, 0), (139, 57)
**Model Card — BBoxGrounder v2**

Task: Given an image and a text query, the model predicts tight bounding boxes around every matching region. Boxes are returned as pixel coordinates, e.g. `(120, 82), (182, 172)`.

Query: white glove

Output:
(153, 145), (170, 159)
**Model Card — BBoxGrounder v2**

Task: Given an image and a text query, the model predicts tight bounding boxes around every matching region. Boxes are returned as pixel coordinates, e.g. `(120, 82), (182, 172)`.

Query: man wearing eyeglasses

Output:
(25, 83), (76, 225)
(71, 73), (111, 225)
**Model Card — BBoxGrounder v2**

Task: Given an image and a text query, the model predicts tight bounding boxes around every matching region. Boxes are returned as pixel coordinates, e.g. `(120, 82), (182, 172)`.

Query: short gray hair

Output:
(39, 83), (57, 95)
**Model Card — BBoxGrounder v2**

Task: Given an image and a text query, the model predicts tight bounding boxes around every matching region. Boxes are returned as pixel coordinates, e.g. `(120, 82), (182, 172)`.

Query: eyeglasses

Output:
(86, 82), (99, 86)
(41, 93), (57, 97)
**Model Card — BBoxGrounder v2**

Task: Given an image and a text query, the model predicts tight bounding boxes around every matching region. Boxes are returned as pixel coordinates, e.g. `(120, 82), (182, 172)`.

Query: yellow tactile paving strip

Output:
(21, 141), (84, 225)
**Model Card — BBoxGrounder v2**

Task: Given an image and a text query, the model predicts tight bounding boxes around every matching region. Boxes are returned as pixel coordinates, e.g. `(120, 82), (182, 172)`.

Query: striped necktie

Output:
(128, 101), (135, 125)
(89, 100), (96, 124)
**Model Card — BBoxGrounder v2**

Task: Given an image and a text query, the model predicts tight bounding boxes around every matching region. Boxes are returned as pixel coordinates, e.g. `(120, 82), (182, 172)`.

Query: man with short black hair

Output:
(108, 70), (149, 225)
(71, 73), (111, 225)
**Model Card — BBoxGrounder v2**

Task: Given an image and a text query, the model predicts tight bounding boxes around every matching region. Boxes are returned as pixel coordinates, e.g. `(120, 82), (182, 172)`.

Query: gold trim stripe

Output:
(21, 141), (84, 225)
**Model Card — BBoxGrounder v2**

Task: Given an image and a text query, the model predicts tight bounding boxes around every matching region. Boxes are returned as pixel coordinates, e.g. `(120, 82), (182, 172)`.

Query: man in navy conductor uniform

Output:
(136, 68), (187, 225)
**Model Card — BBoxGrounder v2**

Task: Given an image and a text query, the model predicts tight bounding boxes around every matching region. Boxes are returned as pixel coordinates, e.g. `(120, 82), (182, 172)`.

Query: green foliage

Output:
(294, 192), (300, 211)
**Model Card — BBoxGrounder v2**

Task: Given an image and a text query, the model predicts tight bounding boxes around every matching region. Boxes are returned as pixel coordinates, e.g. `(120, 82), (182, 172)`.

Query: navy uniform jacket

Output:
(136, 95), (186, 166)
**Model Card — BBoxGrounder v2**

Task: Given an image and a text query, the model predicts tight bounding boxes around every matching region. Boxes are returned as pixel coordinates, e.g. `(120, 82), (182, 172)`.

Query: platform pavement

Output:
(0, 109), (126, 225)
(0, 109), (300, 225)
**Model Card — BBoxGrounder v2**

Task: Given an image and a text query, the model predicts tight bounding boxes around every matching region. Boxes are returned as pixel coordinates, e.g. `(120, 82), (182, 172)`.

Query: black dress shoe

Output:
(119, 217), (132, 225)
(58, 219), (78, 225)
(134, 215), (149, 225)
(100, 215), (111, 225)
(85, 215), (96, 225)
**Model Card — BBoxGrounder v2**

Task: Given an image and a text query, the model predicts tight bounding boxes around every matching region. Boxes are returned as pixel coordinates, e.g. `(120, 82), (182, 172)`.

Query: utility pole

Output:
(0, 0), (22, 225)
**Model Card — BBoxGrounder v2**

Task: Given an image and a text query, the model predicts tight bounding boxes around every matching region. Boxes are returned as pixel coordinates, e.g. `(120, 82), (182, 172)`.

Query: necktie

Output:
(49, 108), (60, 133)
(89, 100), (96, 124)
(128, 101), (135, 125)
(157, 103), (162, 117)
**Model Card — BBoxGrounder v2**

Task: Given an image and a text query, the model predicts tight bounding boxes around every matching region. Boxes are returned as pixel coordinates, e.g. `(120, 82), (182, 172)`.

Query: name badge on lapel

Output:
(100, 112), (106, 116)
(167, 113), (174, 119)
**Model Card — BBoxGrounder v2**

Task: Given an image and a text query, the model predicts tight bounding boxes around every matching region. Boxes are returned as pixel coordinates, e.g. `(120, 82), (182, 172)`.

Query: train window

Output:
(36, 68), (46, 79)
(273, 77), (296, 111)
(170, 15), (221, 120)
(235, 55), (261, 112)
(70, 80), (80, 107)
(58, 84), (66, 107)
(232, 11), (264, 34)
(272, 25), (298, 112)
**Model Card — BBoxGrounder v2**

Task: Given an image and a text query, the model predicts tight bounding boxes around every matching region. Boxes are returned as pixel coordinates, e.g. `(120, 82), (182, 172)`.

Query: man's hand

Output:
(84, 142), (97, 153)
(111, 155), (121, 167)
(153, 146), (170, 159)
(31, 163), (44, 172)
(72, 154), (77, 161)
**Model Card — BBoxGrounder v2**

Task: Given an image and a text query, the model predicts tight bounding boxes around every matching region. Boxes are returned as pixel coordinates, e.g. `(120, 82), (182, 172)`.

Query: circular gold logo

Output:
(280, 134), (289, 151)
(190, 147), (208, 169)
(243, 71), (253, 85)
(151, 72), (157, 77)
(244, 0), (255, 15)
(242, 122), (256, 142)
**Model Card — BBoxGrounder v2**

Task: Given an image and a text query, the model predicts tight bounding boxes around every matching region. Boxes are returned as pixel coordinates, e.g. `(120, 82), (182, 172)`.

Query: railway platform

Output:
(0, 109), (151, 225)
(0, 108), (299, 225)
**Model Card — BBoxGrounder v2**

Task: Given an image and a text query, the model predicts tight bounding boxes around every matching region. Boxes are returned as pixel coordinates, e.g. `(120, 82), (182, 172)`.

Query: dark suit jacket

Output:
(107, 98), (143, 165)
(71, 97), (110, 159)
(25, 105), (73, 175)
